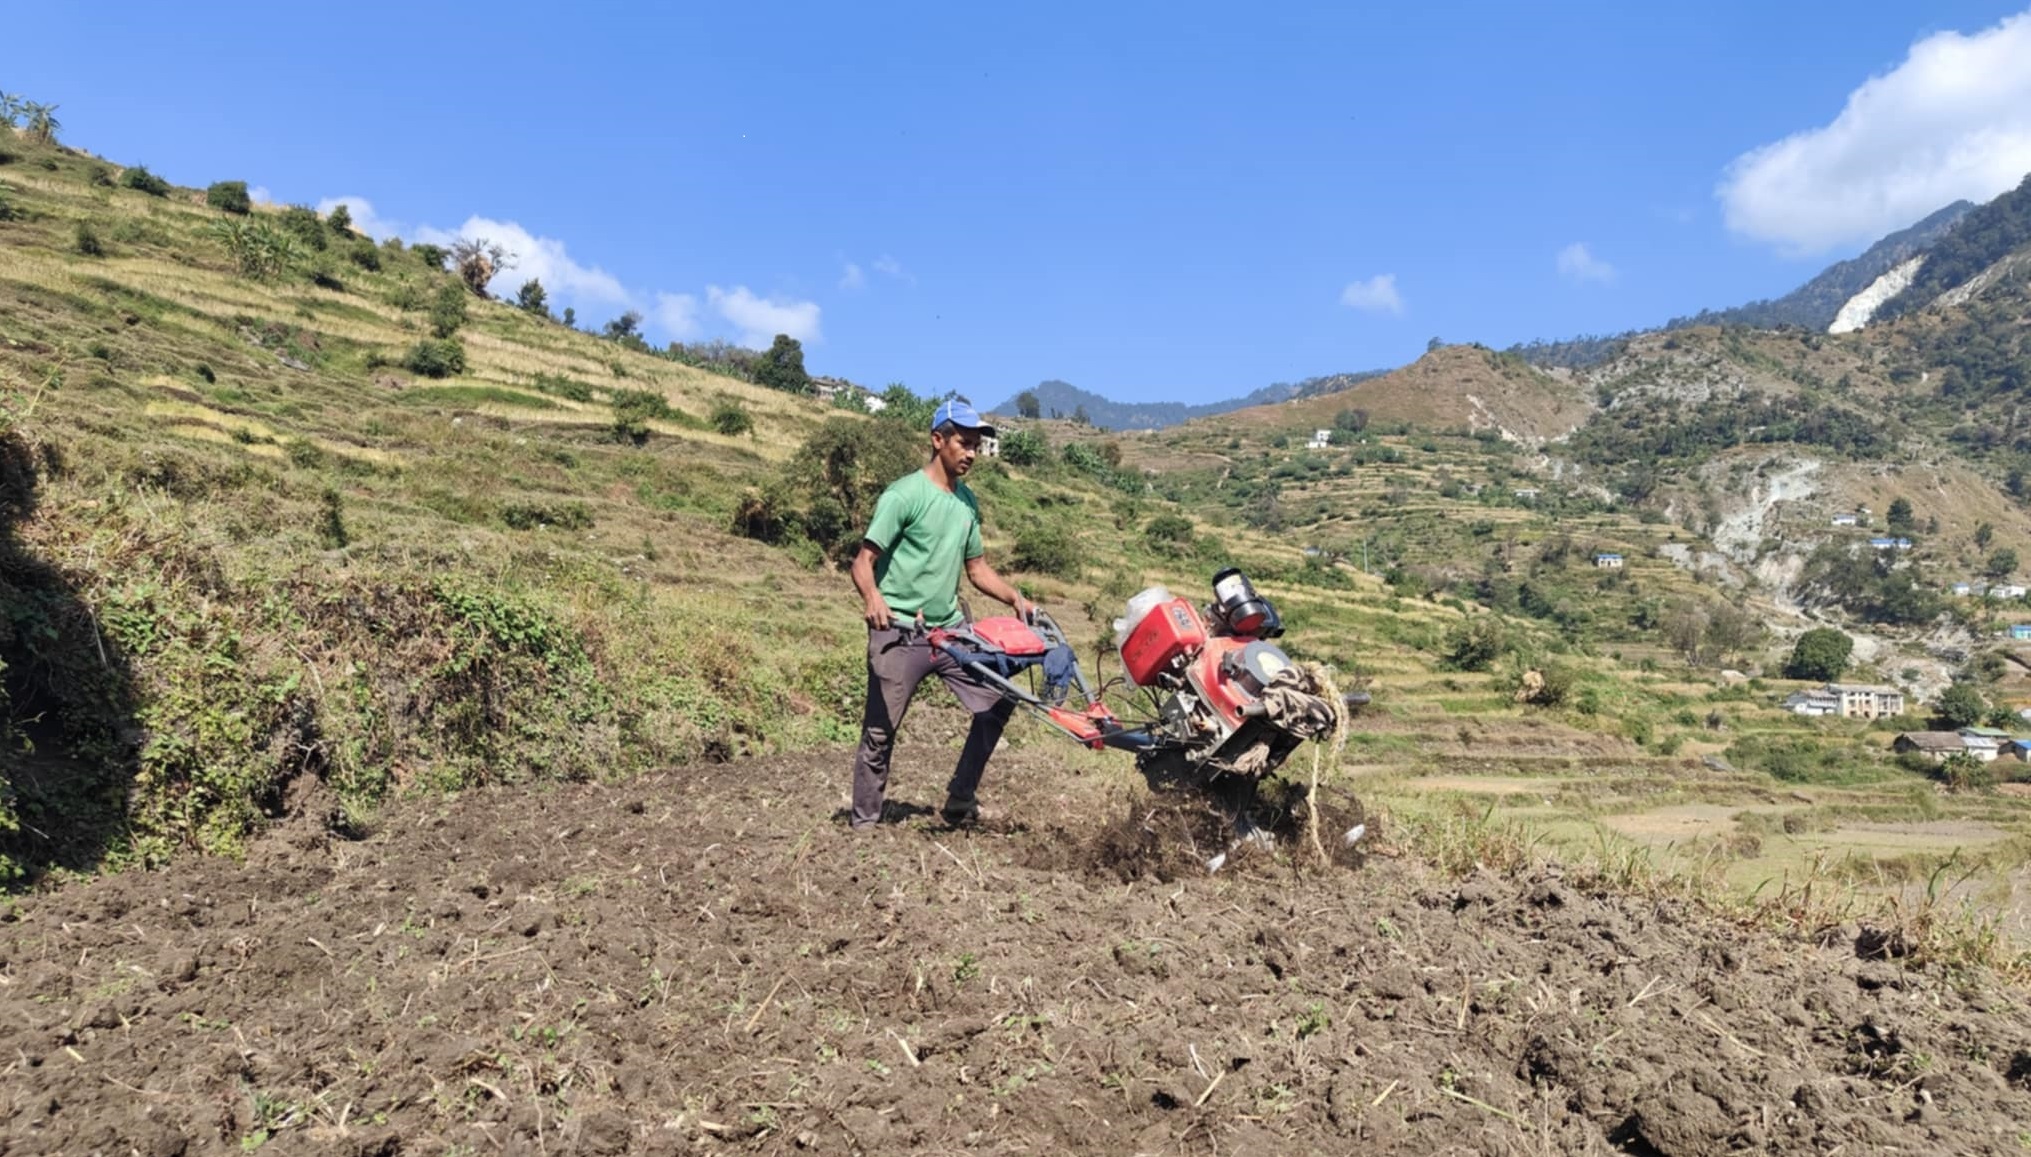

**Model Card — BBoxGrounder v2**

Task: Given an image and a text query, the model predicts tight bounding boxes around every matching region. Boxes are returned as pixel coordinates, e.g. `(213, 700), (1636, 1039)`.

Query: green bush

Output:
(73, 220), (103, 257)
(277, 205), (328, 250)
(120, 164), (170, 197)
(502, 501), (594, 531)
(531, 373), (593, 402)
(1000, 429), (1047, 466)
(710, 399), (754, 436)
(611, 388), (676, 444)
(205, 180), (251, 215)
(1012, 525), (1080, 578)
(0, 188), (15, 223)
(429, 281), (468, 338)
(1145, 513), (1196, 556)
(1440, 617), (1506, 672)
(348, 241), (382, 271)
(410, 243), (447, 270)
(404, 338), (467, 378)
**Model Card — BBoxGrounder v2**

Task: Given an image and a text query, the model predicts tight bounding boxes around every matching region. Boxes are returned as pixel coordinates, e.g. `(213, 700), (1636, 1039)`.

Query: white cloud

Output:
(1339, 274), (1404, 316)
(839, 261), (866, 290)
(1719, 10), (2031, 252)
(708, 285), (823, 346)
(652, 292), (700, 339)
(316, 195), (399, 240)
(872, 254), (914, 283)
(1556, 242), (1616, 284)
(249, 186), (275, 206)
(412, 215), (633, 308)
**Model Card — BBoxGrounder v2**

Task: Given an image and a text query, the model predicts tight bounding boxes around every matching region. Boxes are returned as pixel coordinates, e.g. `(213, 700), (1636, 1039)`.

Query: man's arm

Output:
(965, 556), (1033, 621)
(851, 542), (894, 629)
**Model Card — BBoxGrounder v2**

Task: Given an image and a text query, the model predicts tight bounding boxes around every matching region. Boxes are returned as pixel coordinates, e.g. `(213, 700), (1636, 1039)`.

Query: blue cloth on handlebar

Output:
(939, 638), (1079, 705)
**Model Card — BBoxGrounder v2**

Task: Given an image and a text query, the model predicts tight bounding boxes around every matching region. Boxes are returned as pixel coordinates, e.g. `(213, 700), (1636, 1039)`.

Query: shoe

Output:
(941, 795), (981, 828)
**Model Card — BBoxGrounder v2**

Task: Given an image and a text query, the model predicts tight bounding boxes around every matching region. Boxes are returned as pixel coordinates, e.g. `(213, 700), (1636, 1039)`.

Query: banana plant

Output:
(24, 101), (59, 145)
(0, 93), (22, 131)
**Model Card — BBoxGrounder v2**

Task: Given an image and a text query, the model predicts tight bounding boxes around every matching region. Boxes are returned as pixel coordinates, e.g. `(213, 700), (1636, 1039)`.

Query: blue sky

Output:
(9, 2), (2031, 405)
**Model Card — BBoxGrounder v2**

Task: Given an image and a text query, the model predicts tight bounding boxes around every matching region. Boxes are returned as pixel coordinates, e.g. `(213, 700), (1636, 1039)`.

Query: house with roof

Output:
(1306, 428), (1332, 450)
(1782, 687), (1840, 716)
(1958, 727), (2006, 762)
(1512, 487), (1541, 501)
(1893, 732), (1967, 762)
(2003, 737), (2031, 762)
(1594, 553), (1624, 569)
(2010, 624), (2031, 641)
(1952, 582), (1976, 597)
(1826, 683), (1905, 719)
(1831, 513), (1859, 527)
(1992, 584), (2028, 600)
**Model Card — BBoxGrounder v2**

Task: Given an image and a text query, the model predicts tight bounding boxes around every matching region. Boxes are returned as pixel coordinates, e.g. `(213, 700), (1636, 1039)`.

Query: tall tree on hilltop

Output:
(0, 93), (22, 130)
(756, 334), (811, 394)
(449, 237), (513, 297)
(1015, 390), (1040, 419)
(516, 279), (550, 319)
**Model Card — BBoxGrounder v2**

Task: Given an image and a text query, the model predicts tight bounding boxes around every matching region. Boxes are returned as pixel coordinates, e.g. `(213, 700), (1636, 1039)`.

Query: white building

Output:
(1831, 513), (1859, 527)
(1594, 553), (1625, 569)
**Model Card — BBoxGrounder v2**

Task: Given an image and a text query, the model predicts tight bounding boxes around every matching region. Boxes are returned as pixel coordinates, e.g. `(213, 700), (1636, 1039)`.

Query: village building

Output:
(1958, 726), (2006, 762)
(1512, 487), (1541, 501)
(1893, 732), (1967, 762)
(1831, 513), (1859, 527)
(1306, 428), (1332, 450)
(2011, 624), (2031, 641)
(1993, 584), (2028, 600)
(1827, 683), (1905, 719)
(1594, 553), (1624, 569)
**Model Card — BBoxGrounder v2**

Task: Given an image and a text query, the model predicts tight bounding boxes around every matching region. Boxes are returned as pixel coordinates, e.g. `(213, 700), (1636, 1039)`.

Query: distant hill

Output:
(1874, 173), (2031, 323)
(1507, 200), (1974, 370)
(1209, 344), (1589, 444)
(1668, 200), (1973, 332)
(988, 370), (1387, 431)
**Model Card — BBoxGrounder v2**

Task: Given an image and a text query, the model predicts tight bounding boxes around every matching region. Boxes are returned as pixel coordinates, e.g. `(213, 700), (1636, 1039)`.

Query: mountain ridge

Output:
(988, 370), (1388, 431)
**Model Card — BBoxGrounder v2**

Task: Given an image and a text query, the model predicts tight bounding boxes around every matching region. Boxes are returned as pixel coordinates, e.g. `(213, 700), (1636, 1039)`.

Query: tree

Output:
(1070, 404), (1091, 426)
(1014, 390), (1041, 419)
(1976, 522), (1995, 549)
(1334, 407), (1369, 433)
(23, 101), (59, 145)
(1935, 682), (1988, 730)
(561, 306), (577, 329)
(602, 310), (644, 342)
(449, 237), (513, 296)
(206, 181), (251, 215)
(1886, 496), (1915, 534)
(1662, 599), (1709, 664)
(326, 203), (353, 237)
(429, 281), (468, 339)
(1987, 547), (2019, 579)
(1705, 602), (1762, 665)
(1000, 429), (1046, 466)
(515, 279), (549, 318)
(1427, 337), (1444, 353)
(0, 93), (21, 131)
(755, 334), (811, 394)
(1783, 627), (1852, 681)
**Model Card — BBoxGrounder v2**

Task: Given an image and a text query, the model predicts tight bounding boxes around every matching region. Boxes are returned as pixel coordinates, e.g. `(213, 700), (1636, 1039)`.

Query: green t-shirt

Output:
(863, 470), (983, 628)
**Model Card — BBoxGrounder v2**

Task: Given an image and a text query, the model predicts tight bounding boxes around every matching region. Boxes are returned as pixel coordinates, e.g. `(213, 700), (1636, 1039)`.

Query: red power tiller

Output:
(928, 568), (1368, 789)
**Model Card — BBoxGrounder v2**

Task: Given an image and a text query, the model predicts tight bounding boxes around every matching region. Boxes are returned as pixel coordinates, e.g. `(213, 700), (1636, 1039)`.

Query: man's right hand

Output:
(864, 595), (893, 630)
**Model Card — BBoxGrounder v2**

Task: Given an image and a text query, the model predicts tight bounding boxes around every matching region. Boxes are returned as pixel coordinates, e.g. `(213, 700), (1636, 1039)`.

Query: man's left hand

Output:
(1014, 596), (1037, 623)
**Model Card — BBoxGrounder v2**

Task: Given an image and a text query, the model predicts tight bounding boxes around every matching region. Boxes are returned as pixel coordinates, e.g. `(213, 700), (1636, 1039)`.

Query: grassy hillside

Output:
(10, 122), (2031, 961)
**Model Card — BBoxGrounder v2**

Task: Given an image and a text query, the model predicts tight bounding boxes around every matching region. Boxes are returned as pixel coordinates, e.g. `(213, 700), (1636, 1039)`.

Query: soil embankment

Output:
(6, 745), (2031, 1154)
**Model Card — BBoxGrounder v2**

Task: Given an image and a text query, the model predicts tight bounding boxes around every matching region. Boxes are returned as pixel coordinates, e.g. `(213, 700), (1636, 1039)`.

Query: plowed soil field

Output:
(6, 744), (2031, 1155)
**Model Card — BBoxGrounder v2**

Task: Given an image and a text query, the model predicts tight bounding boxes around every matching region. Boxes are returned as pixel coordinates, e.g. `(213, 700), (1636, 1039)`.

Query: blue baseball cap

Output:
(931, 399), (997, 439)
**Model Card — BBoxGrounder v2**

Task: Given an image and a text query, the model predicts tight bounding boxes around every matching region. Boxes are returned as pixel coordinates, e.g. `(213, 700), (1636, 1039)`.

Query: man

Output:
(847, 400), (1034, 831)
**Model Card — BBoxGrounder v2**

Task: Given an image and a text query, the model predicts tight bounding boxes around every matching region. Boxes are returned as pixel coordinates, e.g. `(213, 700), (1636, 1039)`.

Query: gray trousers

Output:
(850, 625), (1016, 828)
